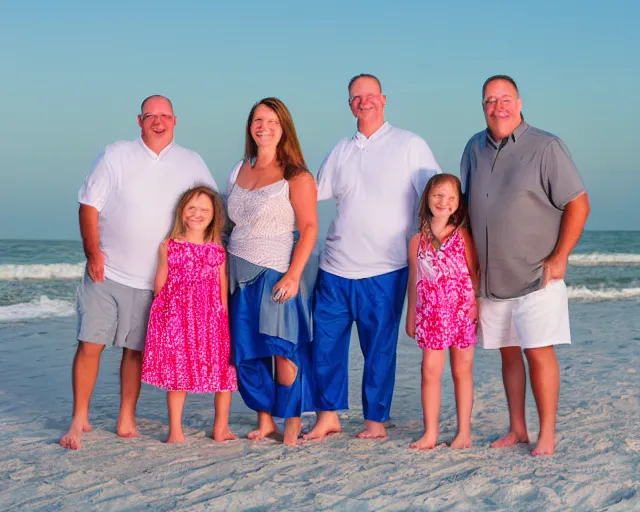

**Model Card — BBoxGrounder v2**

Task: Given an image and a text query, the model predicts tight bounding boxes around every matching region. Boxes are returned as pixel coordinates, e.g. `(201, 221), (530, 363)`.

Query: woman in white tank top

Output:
(226, 98), (318, 446)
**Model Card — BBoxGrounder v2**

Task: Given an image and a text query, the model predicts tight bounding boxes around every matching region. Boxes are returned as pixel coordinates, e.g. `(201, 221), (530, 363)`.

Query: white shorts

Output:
(479, 280), (571, 350)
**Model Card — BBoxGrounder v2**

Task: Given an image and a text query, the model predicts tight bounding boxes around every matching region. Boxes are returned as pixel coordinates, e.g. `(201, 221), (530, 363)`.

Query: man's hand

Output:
(542, 253), (568, 287)
(87, 250), (105, 282)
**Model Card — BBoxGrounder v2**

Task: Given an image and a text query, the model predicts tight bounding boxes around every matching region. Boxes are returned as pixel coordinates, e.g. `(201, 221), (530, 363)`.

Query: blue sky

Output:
(1, 0), (638, 239)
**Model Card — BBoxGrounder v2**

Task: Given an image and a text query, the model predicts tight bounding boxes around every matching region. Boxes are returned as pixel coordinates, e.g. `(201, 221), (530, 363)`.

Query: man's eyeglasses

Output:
(482, 96), (515, 108)
(348, 93), (382, 106)
(141, 113), (174, 122)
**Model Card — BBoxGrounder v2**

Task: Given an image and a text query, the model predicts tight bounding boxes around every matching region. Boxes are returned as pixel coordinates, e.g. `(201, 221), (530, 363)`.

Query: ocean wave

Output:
(567, 286), (640, 301)
(569, 253), (640, 266)
(0, 296), (76, 322)
(0, 263), (84, 281)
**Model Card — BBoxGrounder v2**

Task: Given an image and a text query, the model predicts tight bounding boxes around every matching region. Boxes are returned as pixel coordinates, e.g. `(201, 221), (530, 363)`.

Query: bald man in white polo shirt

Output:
(60, 95), (217, 450)
(305, 74), (441, 440)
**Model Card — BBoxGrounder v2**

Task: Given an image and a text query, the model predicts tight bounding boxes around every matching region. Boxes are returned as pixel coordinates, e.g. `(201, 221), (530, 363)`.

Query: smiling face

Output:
(482, 79), (523, 140)
(137, 96), (176, 152)
(428, 180), (460, 222)
(348, 76), (386, 126)
(182, 192), (214, 236)
(250, 103), (283, 151)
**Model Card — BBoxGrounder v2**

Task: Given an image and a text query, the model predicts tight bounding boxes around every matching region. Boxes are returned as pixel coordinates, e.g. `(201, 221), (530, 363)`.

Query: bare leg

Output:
(247, 411), (277, 440)
(117, 348), (142, 438)
(274, 356), (302, 446)
(491, 346), (530, 448)
(449, 346), (474, 449)
(60, 341), (104, 450)
(525, 346), (559, 456)
(212, 391), (237, 441)
(303, 411), (342, 441)
(356, 420), (388, 440)
(410, 349), (445, 449)
(166, 391), (186, 443)
(283, 417), (302, 447)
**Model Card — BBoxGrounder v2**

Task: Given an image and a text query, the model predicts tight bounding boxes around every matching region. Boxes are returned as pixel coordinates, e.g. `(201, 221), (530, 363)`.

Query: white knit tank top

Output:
(226, 161), (295, 273)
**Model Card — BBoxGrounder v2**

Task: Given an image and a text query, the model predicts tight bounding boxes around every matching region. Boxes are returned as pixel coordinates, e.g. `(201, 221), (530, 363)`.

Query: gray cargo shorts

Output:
(76, 271), (154, 352)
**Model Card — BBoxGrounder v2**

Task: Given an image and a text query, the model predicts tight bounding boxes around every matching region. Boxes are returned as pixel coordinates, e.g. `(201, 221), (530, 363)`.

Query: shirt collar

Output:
(139, 138), (175, 160)
(485, 121), (530, 148)
(355, 121), (391, 144)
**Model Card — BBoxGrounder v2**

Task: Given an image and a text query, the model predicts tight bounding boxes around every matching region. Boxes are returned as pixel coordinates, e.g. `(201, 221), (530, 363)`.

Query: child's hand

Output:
(405, 314), (416, 338)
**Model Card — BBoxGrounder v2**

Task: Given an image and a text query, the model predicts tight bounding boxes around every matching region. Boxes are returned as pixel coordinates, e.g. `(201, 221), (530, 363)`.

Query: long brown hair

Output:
(244, 97), (308, 180)
(168, 186), (226, 243)
(418, 173), (468, 233)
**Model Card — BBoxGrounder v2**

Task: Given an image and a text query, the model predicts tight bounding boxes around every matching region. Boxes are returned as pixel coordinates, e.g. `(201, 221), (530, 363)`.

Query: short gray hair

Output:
(140, 95), (174, 115)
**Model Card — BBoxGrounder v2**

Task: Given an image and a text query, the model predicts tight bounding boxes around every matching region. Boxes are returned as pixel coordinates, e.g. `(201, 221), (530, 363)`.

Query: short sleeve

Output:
(192, 154), (218, 192)
(408, 136), (442, 197)
(226, 160), (244, 197)
(78, 151), (111, 211)
(316, 149), (338, 201)
(460, 138), (473, 196)
(542, 139), (586, 209)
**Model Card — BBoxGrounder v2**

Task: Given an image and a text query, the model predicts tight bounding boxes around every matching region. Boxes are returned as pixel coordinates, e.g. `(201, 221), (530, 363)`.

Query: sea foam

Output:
(0, 296), (76, 322)
(569, 253), (640, 266)
(0, 263), (84, 281)
(567, 286), (640, 301)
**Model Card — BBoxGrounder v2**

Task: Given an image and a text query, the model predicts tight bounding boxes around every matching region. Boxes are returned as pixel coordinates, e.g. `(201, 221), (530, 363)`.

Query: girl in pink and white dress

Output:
(406, 173), (479, 450)
(142, 186), (238, 443)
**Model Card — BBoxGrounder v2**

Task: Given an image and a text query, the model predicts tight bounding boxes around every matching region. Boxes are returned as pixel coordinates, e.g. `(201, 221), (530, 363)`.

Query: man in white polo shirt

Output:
(305, 74), (441, 441)
(60, 95), (217, 450)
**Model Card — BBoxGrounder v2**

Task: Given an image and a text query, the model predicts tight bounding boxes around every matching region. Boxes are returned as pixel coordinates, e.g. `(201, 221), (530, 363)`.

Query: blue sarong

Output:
(229, 253), (316, 418)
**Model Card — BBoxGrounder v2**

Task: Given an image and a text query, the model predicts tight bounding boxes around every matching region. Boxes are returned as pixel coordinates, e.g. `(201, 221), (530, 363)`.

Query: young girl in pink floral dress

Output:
(142, 186), (238, 443)
(406, 173), (479, 450)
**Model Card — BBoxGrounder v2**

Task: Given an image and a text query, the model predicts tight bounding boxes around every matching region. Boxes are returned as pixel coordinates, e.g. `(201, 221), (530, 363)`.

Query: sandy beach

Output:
(0, 300), (638, 511)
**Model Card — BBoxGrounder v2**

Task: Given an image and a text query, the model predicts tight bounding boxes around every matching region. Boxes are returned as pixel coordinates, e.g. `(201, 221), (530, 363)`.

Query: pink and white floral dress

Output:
(415, 230), (477, 350)
(142, 239), (238, 393)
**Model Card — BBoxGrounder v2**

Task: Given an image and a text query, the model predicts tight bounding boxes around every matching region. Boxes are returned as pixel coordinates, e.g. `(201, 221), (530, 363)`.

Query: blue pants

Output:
(230, 268), (314, 419)
(312, 267), (408, 422)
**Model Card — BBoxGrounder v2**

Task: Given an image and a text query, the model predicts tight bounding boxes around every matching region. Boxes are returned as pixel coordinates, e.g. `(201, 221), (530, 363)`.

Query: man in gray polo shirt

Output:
(461, 75), (590, 456)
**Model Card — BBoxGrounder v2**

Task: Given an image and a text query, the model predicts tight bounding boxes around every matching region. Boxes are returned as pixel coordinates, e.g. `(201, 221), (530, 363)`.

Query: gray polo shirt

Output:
(460, 122), (585, 300)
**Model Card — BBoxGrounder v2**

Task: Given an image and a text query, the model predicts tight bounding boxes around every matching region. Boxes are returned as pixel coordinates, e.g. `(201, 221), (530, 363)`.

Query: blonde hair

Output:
(244, 97), (309, 181)
(168, 186), (226, 243)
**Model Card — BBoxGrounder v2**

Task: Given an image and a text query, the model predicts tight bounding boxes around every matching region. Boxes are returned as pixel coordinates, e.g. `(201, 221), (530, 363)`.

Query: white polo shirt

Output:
(317, 122), (441, 279)
(78, 139), (217, 290)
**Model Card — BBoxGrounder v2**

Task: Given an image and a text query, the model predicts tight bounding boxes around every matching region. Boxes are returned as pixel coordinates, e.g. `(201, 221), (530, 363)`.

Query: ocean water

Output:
(0, 231), (639, 322)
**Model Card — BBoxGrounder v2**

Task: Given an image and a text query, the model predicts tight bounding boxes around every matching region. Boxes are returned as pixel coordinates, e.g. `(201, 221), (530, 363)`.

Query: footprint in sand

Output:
(624, 439), (640, 451)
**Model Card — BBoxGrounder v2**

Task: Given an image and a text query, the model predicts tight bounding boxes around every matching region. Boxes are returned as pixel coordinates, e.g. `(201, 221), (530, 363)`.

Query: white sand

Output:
(0, 302), (638, 511)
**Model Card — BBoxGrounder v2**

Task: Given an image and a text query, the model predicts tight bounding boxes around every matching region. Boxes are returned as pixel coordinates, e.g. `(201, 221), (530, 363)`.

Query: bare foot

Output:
(283, 417), (302, 447)
(247, 415), (277, 441)
(166, 430), (185, 443)
(60, 422), (85, 450)
(409, 431), (438, 450)
(490, 430), (529, 448)
(303, 412), (342, 441)
(212, 426), (238, 442)
(531, 433), (555, 456)
(450, 434), (472, 449)
(116, 417), (139, 439)
(356, 420), (387, 440)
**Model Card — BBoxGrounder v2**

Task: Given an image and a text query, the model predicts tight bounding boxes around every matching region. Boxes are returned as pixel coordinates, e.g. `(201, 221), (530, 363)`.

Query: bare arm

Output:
(153, 241), (169, 296)
(79, 204), (104, 282)
(460, 227), (479, 295)
(543, 192), (590, 286)
(273, 172), (318, 302)
(405, 234), (420, 338)
(219, 259), (229, 313)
